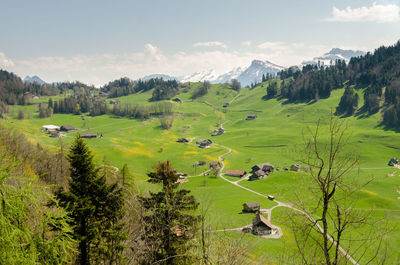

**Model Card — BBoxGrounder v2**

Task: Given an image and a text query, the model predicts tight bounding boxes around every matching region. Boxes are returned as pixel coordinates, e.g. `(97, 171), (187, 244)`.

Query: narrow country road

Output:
(213, 143), (360, 265)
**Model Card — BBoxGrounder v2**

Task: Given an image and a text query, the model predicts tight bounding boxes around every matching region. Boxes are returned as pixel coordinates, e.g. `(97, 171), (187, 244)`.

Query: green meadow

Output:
(3, 82), (400, 263)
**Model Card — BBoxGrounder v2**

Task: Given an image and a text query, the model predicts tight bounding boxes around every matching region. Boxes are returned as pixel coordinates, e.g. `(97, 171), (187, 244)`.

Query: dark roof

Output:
(252, 214), (273, 229)
(244, 201), (260, 209)
(61, 125), (75, 131)
(177, 138), (189, 143)
(210, 161), (221, 167)
(253, 169), (267, 177)
(80, 132), (98, 138)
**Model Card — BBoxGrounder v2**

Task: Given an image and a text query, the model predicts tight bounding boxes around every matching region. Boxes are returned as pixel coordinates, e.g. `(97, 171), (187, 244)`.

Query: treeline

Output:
(276, 41), (400, 127)
(191, 81), (210, 99)
(279, 61), (347, 101)
(0, 69), (59, 105)
(101, 77), (180, 101)
(51, 93), (174, 119)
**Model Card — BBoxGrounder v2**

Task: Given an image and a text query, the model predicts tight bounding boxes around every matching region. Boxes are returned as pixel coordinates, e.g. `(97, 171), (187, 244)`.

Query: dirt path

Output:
(213, 143), (360, 265)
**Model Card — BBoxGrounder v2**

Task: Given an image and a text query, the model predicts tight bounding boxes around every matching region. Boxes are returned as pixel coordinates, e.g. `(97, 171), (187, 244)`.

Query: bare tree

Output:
(288, 114), (388, 265)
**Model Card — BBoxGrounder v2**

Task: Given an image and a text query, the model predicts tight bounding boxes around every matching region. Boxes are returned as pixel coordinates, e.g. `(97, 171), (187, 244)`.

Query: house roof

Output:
(81, 132), (97, 137)
(253, 214), (273, 228)
(226, 170), (246, 175)
(42, 125), (60, 130)
(244, 201), (260, 208)
(254, 169), (267, 177)
(61, 125), (75, 130)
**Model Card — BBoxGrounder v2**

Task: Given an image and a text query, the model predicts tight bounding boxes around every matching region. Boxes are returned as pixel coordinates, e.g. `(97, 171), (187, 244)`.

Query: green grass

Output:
(4, 82), (400, 263)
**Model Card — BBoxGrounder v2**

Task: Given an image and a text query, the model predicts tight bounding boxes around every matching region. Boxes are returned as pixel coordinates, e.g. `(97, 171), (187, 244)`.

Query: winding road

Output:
(213, 143), (360, 265)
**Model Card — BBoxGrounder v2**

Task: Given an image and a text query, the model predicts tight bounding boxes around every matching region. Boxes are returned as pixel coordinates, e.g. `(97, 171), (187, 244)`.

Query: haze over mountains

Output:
(24, 75), (46, 85)
(22, 48), (367, 88)
(141, 48), (366, 87)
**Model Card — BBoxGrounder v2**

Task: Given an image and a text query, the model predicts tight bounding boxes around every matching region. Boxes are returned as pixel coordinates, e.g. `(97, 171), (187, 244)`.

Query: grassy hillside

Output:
(3, 81), (400, 263)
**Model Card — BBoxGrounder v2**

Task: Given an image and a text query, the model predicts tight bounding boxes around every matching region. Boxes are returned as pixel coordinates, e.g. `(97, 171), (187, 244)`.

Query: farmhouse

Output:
(196, 139), (212, 148)
(42, 125), (60, 132)
(48, 129), (60, 137)
(222, 103), (229, 108)
(249, 169), (267, 181)
(209, 161), (221, 169)
(196, 161), (206, 166)
(212, 128), (225, 136)
(226, 170), (246, 177)
(242, 201), (260, 213)
(252, 214), (272, 236)
(80, 132), (98, 139)
(252, 163), (274, 173)
(388, 157), (399, 166)
(246, 114), (258, 120)
(290, 164), (301, 172)
(60, 125), (76, 132)
(177, 138), (189, 143)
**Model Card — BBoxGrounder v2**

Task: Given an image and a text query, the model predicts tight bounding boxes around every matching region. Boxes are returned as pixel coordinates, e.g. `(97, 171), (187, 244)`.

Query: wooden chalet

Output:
(60, 125), (76, 132)
(252, 214), (273, 235)
(242, 201), (260, 213)
(226, 170), (246, 177)
(209, 161), (221, 169)
(246, 114), (258, 120)
(290, 164), (301, 172)
(80, 132), (98, 139)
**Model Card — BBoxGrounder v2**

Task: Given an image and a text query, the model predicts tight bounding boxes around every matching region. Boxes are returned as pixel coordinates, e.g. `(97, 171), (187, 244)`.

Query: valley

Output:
(4, 81), (400, 263)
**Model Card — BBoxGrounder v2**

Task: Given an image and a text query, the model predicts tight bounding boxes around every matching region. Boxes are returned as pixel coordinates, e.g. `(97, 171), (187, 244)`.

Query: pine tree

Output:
(138, 161), (199, 264)
(55, 136), (125, 264)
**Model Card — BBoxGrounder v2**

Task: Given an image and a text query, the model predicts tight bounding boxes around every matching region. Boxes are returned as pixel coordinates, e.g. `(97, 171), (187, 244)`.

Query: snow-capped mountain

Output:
(236, 60), (284, 87)
(180, 69), (220, 83)
(211, 67), (244, 84)
(178, 59), (284, 86)
(140, 74), (177, 81)
(24, 75), (46, 85)
(302, 48), (366, 66)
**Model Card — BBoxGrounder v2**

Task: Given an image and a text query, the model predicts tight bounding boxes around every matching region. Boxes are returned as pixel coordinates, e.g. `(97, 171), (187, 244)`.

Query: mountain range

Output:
(24, 75), (46, 85)
(301, 48), (366, 66)
(141, 48), (366, 87)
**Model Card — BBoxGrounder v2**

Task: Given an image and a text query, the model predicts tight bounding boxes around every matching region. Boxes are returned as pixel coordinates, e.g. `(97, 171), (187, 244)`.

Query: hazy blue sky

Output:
(0, 0), (399, 85)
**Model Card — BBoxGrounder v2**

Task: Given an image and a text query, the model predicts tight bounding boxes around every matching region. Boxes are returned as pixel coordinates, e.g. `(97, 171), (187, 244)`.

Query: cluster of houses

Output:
(41, 124), (98, 139)
(224, 162), (302, 181)
(42, 124), (77, 137)
(211, 128), (225, 136)
(196, 139), (212, 148)
(241, 201), (277, 236)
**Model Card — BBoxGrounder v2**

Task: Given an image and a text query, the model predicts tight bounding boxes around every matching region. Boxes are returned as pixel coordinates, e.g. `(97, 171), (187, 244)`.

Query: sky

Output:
(0, 0), (399, 86)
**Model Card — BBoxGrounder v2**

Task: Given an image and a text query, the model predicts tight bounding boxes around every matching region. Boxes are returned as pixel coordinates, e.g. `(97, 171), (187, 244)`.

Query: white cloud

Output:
(241, 41), (252, 47)
(0, 52), (15, 68)
(193, 41), (228, 49)
(5, 40), (380, 87)
(325, 2), (400, 23)
(257, 41), (288, 51)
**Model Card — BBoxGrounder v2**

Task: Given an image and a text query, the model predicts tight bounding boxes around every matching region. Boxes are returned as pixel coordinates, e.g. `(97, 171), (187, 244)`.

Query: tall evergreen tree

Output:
(55, 136), (125, 265)
(138, 161), (199, 264)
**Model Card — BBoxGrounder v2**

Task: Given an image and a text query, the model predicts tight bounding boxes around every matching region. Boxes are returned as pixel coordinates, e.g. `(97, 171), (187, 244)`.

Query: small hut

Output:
(209, 161), (221, 169)
(246, 114), (258, 120)
(177, 138), (189, 143)
(242, 202), (260, 213)
(196, 139), (212, 148)
(388, 158), (399, 166)
(252, 214), (272, 235)
(290, 164), (301, 172)
(252, 163), (274, 173)
(80, 132), (98, 139)
(60, 125), (76, 132)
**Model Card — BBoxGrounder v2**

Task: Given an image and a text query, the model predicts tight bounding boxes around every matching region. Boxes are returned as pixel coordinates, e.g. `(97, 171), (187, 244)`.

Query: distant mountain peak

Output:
(302, 48), (367, 66)
(24, 75), (46, 85)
